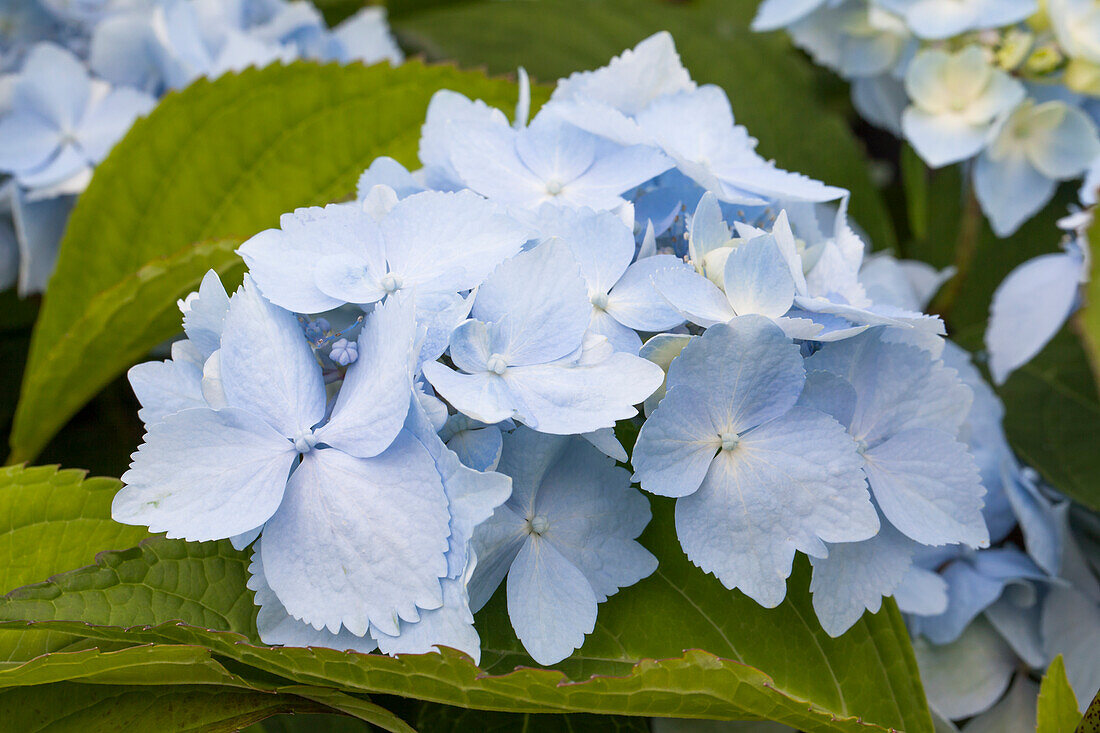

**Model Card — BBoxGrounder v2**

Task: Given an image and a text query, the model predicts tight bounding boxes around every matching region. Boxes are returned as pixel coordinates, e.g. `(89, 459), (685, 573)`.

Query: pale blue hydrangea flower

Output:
(0, 0), (59, 72)
(542, 33), (845, 207)
(247, 546), (380, 654)
(798, 330), (989, 634)
(90, 1), (401, 95)
(638, 332), (692, 415)
(468, 427), (657, 665)
(940, 341), (1029, 545)
(649, 193), (822, 338)
(1040, 0), (1100, 67)
(901, 46), (1025, 168)
(909, 546), (1048, 645)
(916, 503), (1099, 724)
(808, 517), (933, 635)
(128, 269), (230, 426)
(1039, 505), (1100, 711)
(0, 178), (73, 294)
(545, 31), (695, 148)
(371, 394), (512, 660)
(858, 252), (953, 314)
(92, 0), (292, 92)
(439, 414), (506, 472)
(877, 0), (1037, 40)
(652, 194), (941, 342)
(0, 42), (155, 197)
(238, 190), (530, 363)
(319, 6), (402, 66)
(650, 223), (825, 339)
(984, 234), (1087, 384)
(914, 616), (1025, 721)
(423, 239), (665, 434)
(975, 100), (1100, 236)
(116, 277), (457, 641)
(128, 337), (207, 427)
(357, 156), (426, 201)
(444, 108), (672, 211)
(37, 0), (144, 26)
(416, 88), (513, 192)
(631, 85), (848, 205)
(632, 315), (878, 607)
(246, 392), (511, 662)
(788, 1), (913, 79)
(807, 340), (1012, 636)
(525, 204), (687, 353)
(752, 0), (843, 31)
(943, 338), (1062, 576)
(790, 218), (948, 336)
(851, 74), (909, 135)
(960, 675), (1041, 733)
(801, 330), (986, 547)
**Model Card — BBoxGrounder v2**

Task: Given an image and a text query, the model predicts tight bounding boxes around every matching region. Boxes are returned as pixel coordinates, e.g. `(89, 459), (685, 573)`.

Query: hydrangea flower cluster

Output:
(752, 0), (1100, 237)
(113, 32), (1096, 687)
(0, 0), (402, 294)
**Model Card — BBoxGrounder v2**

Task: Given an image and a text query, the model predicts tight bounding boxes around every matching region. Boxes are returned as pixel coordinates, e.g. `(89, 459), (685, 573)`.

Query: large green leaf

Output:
(0, 683), (332, 732)
(996, 330), (1100, 512)
(0, 499), (932, 732)
(389, 0), (895, 252)
(415, 704), (650, 732)
(0, 644), (259, 687)
(1037, 656), (1081, 733)
(8, 60), (536, 465)
(0, 464), (150, 661)
(0, 642), (415, 732)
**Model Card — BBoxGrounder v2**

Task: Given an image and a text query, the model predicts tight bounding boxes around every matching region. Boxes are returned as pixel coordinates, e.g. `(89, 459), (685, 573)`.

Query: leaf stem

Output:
(929, 186), (982, 322)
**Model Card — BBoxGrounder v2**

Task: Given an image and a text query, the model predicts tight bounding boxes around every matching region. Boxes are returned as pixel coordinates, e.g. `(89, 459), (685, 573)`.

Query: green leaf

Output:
(996, 330), (1100, 512)
(415, 704), (651, 732)
(8, 60), (536, 465)
(0, 641), (414, 732)
(247, 713), (375, 733)
(0, 464), (150, 661)
(390, 0), (896, 251)
(0, 683), (334, 733)
(0, 644), (260, 687)
(0, 501), (932, 732)
(1037, 655), (1082, 733)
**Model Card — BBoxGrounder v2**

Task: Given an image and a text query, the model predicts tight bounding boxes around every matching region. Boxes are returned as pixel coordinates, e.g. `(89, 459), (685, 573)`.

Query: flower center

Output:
(719, 432), (740, 452)
(486, 353), (508, 375)
(293, 429), (317, 454)
(590, 292), (609, 310)
(527, 514), (550, 535)
(545, 179), (564, 196)
(380, 273), (403, 294)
